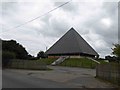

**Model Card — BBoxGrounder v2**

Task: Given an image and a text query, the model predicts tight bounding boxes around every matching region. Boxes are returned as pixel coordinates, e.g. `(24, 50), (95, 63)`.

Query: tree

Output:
(112, 44), (120, 62)
(105, 55), (117, 62)
(112, 44), (120, 58)
(37, 51), (45, 59)
(2, 39), (31, 59)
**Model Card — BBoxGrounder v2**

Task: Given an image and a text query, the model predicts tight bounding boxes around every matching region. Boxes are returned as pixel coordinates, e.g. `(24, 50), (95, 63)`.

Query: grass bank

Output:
(38, 57), (109, 69)
(59, 57), (98, 69)
(38, 58), (56, 65)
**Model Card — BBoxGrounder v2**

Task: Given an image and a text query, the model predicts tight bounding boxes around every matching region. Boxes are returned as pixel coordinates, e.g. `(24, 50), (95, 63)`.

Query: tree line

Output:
(2, 39), (33, 67)
(105, 44), (120, 62)
(1, 39), (48, 67)
(2, 39), (32, 59)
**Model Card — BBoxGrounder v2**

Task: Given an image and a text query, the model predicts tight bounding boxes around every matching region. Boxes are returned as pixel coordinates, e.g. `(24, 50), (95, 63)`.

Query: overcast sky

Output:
(0, 0), (119, 58)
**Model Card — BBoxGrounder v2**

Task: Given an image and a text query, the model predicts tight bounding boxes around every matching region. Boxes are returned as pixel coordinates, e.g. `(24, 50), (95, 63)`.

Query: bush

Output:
(2, 51), (16, 67)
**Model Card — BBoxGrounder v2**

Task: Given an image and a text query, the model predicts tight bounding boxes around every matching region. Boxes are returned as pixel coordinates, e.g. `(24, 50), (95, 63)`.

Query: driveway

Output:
(5, 66), (117, 88)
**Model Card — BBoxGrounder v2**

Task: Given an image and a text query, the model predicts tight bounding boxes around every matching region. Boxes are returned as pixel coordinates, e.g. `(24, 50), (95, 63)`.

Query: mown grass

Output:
(97, 60), (109, 64)
(38, 58), (109, 69)
(38, 58), (56, 65)
(59, 57), (98, 69)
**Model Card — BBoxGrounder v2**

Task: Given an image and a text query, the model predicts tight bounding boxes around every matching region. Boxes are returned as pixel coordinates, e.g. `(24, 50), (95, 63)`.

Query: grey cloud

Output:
(102, 2), (118, 16)
(1, 2), (26, 31)
(50, 17), (70, 36)
(35, 16), (70, 38)
(54, 2), (79, 14)
(81, 2), (118, 57)
(2, 2), (19, 16)
(75, 27), (90, 35)
(41, 14), (51, 23)
(118, 2), (120, 44)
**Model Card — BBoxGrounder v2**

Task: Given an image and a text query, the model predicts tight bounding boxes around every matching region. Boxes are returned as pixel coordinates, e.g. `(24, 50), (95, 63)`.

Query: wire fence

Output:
(96, 63), (120, 86)
(6, 59), (47, 70)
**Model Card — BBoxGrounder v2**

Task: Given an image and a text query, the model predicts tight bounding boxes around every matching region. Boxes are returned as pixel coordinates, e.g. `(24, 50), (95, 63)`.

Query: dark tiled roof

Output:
(46, 28), (99, 56)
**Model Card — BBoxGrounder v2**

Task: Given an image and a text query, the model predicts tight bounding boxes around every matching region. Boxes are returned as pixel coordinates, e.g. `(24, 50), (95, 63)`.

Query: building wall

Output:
(47, 53), (96, 59)
(48, 55), (82, 58)
(48, 56), (60, 59)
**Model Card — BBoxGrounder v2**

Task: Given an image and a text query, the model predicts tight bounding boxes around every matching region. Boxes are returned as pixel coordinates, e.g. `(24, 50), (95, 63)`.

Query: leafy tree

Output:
(37, 51), (45, 59)
(105, 55), (117, 62)
(2, 39), (31, 59)
(112, 44), (120, 58)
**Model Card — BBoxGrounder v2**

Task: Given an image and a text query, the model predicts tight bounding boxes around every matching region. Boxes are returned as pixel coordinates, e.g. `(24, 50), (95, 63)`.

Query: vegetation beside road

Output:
(3, 57), (119, 70)
(59, 57), (97, 69)
(38, 58), (56, 65)
(38, 57), (108, 69)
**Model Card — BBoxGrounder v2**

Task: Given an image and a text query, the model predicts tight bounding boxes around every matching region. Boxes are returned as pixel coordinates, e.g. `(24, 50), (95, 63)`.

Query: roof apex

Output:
(46, 28), (99, 56)
(70, 27), (75, 30)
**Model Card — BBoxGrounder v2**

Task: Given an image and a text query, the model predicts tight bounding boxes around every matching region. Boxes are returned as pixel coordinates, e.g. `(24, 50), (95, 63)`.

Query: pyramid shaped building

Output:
(46, 28), (99, 58)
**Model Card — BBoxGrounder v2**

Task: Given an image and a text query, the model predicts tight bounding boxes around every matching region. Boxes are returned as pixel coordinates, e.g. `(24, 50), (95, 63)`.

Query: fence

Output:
(6, 59), (47, 70)
(96, 63), (120, 86)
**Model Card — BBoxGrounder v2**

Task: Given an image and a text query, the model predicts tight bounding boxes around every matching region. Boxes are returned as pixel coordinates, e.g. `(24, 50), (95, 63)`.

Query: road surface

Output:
(2, 66), (117, 89)
(2, 69), (78, 88)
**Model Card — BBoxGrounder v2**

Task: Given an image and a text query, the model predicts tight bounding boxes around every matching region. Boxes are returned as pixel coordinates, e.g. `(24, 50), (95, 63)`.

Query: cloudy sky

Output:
(0, 0), (119, 58)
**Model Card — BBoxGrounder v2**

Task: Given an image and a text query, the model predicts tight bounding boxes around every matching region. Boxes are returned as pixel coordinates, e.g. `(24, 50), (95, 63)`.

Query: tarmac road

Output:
(2, 66), (118, 89)
(2, 69), (78, 88)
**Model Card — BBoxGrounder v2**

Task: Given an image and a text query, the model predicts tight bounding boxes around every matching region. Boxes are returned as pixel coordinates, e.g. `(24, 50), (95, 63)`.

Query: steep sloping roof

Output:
(46, 28), (99, 56)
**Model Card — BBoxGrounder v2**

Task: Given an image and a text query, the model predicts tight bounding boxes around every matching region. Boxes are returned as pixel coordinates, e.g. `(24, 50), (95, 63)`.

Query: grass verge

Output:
(59, 57), (98, 69)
